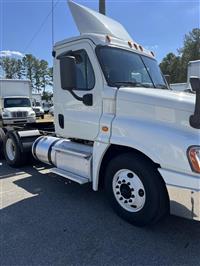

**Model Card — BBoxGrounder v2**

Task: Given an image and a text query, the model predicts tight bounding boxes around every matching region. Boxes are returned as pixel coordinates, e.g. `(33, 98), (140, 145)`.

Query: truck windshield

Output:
(4, 98), (31, 108)
(35, 102), (41, 107)
(97, 46), (168, 89)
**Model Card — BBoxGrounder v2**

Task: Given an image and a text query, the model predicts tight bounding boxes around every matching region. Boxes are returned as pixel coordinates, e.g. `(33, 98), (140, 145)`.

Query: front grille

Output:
(11, 111), (28, 118)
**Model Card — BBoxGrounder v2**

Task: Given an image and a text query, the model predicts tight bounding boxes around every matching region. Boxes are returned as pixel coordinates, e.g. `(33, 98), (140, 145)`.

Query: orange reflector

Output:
(102, 126), (109, 132)
(188, 147), (200, 173)
(106, 35), (111, 42)
(128, 41), (132, 48)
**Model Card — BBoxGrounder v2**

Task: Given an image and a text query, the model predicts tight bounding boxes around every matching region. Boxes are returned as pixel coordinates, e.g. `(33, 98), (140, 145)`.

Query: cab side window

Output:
(73, 50), (95, 90)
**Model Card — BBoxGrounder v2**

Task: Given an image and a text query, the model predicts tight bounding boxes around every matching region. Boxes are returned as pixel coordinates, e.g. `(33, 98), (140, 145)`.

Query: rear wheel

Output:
(4, 131), (29, 167)
(105, 153), (169, 227)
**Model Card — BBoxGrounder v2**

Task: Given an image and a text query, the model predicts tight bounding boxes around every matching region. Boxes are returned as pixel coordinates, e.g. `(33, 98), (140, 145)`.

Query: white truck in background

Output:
(32, 93), (44, 119)
(170, 60), (200, 92)
(0, 79), (36, 126)
(1, 1), (200, 227)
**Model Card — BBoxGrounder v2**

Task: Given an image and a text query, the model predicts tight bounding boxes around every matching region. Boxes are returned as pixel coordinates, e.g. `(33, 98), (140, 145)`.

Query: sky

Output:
(0, 0), (199, 67)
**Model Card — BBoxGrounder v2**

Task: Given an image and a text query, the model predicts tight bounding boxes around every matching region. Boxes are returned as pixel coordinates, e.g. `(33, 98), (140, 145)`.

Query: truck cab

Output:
(32, 101), (44, 119)
(1, 96), (35, 125)
(3, 1), (200, 227)
(0, 79), (36, 126)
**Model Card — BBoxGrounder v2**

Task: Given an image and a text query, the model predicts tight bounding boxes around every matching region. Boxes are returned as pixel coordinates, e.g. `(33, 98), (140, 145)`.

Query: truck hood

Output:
(116, 87), (196, 131)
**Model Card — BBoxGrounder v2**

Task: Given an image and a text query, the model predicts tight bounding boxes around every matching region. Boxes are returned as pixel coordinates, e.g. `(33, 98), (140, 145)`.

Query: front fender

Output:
(111, 116), (198, 175)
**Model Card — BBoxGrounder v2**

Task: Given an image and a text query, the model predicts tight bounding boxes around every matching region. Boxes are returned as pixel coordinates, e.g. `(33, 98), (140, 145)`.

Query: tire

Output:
(4, 131), (29, 167)
(0, 128), (6, 159)
(104, 153), (169, 227)
(41, 115), (44, 119)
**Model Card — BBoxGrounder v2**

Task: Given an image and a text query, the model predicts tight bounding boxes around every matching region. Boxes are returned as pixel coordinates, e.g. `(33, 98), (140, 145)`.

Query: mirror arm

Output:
(189, 77), (200, 129)
(69, 89), (83, 102)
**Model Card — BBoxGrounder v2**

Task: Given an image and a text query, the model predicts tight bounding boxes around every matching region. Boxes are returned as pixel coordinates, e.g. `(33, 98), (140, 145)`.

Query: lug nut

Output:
(116, 192), (120, 195)
(138, 189), (144, 197)
(124, 200), (128, 203)
(119, 197), (123, 201)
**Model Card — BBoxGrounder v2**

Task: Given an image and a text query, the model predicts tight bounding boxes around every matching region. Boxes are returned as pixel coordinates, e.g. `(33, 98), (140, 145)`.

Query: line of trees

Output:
(0, 28), (199, 91)
(159, 28), (200, 84)
(0, 54), (53, 93)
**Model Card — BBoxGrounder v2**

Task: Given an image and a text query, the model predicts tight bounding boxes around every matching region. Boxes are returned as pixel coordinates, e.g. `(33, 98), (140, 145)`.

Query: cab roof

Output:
(55, 1), (154, 58)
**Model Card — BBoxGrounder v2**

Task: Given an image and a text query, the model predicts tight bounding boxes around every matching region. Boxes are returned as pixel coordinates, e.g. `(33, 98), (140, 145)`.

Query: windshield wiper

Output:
(111, 81), (151, 88)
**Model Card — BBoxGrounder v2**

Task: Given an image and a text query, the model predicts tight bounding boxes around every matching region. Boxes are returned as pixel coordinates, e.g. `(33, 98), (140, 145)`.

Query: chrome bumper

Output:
(3, 117), (36, 125)
(159, 168), (200, 221)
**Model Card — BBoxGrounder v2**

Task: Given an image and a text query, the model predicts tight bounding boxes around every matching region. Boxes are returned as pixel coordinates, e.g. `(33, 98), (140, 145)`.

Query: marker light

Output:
(133, 43), (138, 49)
(139, 45), (143, 52)
(151, 51), (155, 57)
(102, 126), (109, 132)
(187, 146), (200, 173)
(106, 35), (111, 42)
(128, 41), (132, 48)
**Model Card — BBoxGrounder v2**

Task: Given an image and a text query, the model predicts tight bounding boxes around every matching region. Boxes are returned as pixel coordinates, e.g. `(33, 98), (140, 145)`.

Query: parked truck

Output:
(0, 1), (200, 227)
(32, 93), (44, 119)
(170, 60), (200, 92)
(0, 79), (36, 126)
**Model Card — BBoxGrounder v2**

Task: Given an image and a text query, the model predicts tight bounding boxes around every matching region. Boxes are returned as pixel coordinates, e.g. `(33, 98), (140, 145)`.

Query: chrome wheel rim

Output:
(112, 169), (146, 212)
(6, 138), (16, 161)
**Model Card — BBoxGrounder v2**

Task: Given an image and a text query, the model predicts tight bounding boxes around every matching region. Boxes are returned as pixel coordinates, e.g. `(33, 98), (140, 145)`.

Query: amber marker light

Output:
(106, 35), (111, 42)
(151, 51), (155, 57)
(139, 45), (143, 52)
(102, 126), (109, 132)
(187, 146), (200, 173)
(128, 41), (132, 48)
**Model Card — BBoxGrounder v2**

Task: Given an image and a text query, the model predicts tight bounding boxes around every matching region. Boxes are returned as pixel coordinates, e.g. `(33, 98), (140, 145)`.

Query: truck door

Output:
(54, 41), (103, 141)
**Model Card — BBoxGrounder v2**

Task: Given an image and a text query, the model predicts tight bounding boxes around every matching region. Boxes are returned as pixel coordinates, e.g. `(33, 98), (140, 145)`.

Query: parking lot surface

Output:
(1, 160), (200, 265)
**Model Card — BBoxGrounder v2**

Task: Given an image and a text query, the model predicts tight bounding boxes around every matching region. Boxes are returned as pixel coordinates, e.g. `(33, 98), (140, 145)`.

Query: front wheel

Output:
(105, 153), (169, 227)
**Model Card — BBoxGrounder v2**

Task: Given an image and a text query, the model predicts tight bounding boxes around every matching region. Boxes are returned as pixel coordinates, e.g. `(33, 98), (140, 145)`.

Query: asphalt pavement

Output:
(1, 160), (200, 266)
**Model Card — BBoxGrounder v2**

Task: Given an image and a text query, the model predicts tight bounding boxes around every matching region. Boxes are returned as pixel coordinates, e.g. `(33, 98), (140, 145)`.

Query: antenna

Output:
(99, 0), (106, 15)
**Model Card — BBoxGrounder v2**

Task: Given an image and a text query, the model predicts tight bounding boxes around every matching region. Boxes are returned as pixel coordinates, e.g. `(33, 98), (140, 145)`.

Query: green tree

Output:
(160, 53), (182, 83)
(0, 57), (19, 79)
(22, 54), (37, 88)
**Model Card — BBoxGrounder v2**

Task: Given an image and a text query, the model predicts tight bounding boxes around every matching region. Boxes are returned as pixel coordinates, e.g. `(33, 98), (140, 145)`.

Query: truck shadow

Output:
(1, 161), (200, 265)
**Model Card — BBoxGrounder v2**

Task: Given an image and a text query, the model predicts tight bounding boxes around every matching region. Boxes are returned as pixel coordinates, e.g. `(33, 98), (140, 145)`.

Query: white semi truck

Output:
(0, 79), (36, 126)
(0, 1), (200, 226)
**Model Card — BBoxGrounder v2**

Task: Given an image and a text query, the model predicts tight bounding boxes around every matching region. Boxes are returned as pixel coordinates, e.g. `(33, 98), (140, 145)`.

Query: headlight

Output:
(187, 146), (200, 173)
(29, 112), (35, 117)
(2, 112), (9, 118)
